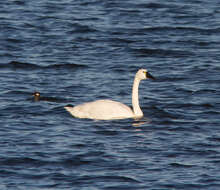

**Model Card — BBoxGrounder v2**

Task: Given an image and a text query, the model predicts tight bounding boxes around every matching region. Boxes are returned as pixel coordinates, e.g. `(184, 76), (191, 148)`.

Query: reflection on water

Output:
(132, 117), (152, 127)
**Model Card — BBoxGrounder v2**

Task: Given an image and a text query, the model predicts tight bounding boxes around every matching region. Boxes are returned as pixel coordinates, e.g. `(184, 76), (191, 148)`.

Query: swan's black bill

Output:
(146, 72), (155, 80)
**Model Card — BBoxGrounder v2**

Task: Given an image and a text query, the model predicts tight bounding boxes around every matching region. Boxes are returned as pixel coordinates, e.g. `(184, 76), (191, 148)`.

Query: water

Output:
(1, 0), (220, 189)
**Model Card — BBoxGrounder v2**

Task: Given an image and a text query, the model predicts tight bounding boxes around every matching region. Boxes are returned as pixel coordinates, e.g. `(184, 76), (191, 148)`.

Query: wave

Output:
(67, 23), (98, 34)
(170, 162), (194, 168)
(7, 61), (41, 70)
(129, 47), (194, 58)
(140, 26), (220, 34)
(0, 157), (47, 167)
(0, 61), (87, 71)
(45, 63), (87, 70)
(81, 175), (141, 183)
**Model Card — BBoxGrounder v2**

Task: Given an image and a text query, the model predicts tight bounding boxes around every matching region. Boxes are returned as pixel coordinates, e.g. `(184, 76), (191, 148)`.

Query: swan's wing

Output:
(68, 99), (134, 120)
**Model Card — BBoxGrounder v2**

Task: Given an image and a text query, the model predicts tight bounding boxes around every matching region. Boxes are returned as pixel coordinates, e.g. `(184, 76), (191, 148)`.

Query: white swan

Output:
(65, 69), (155, 120)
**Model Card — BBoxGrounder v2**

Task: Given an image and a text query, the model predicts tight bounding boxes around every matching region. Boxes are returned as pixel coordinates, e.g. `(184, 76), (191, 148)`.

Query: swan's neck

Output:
(132, 77), (143, 117)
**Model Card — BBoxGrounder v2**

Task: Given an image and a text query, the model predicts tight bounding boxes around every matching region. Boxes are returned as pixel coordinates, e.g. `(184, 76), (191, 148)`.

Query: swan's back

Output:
(65, 99), (134, 120)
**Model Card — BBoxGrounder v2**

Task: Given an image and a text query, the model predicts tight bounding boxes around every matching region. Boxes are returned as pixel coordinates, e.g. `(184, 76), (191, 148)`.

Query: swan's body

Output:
(65, 99), (134, 120)
(65, 69), (155, 120)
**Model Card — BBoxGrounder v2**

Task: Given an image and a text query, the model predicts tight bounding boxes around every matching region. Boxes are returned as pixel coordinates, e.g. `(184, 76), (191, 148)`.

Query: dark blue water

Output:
(1, 0), (220, 189)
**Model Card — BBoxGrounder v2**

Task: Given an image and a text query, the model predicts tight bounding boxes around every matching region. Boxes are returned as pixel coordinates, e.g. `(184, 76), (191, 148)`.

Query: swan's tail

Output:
(64, 104), (74, 113)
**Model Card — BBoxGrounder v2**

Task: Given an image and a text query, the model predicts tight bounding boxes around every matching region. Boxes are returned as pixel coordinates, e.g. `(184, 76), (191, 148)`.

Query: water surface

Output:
(0, 0), (220, 189)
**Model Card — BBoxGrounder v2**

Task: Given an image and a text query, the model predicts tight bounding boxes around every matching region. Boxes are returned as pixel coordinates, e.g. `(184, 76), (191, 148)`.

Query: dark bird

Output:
(32, 91), (66, 103)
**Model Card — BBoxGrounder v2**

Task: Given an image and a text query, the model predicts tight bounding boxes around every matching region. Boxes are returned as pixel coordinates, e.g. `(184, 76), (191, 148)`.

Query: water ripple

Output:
(0, 0), (220, 189)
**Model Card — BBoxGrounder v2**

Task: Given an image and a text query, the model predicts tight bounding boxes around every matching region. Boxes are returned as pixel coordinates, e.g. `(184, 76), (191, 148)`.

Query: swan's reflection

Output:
(132, 117), (152, 127)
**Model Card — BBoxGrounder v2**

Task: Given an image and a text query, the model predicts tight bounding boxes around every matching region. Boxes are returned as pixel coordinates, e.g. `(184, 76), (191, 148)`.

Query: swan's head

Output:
(136, 69), (155, 80)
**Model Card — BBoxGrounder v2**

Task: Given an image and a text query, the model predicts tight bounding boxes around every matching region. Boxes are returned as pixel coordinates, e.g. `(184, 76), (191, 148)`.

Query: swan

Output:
(65, 69), (155, 120)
